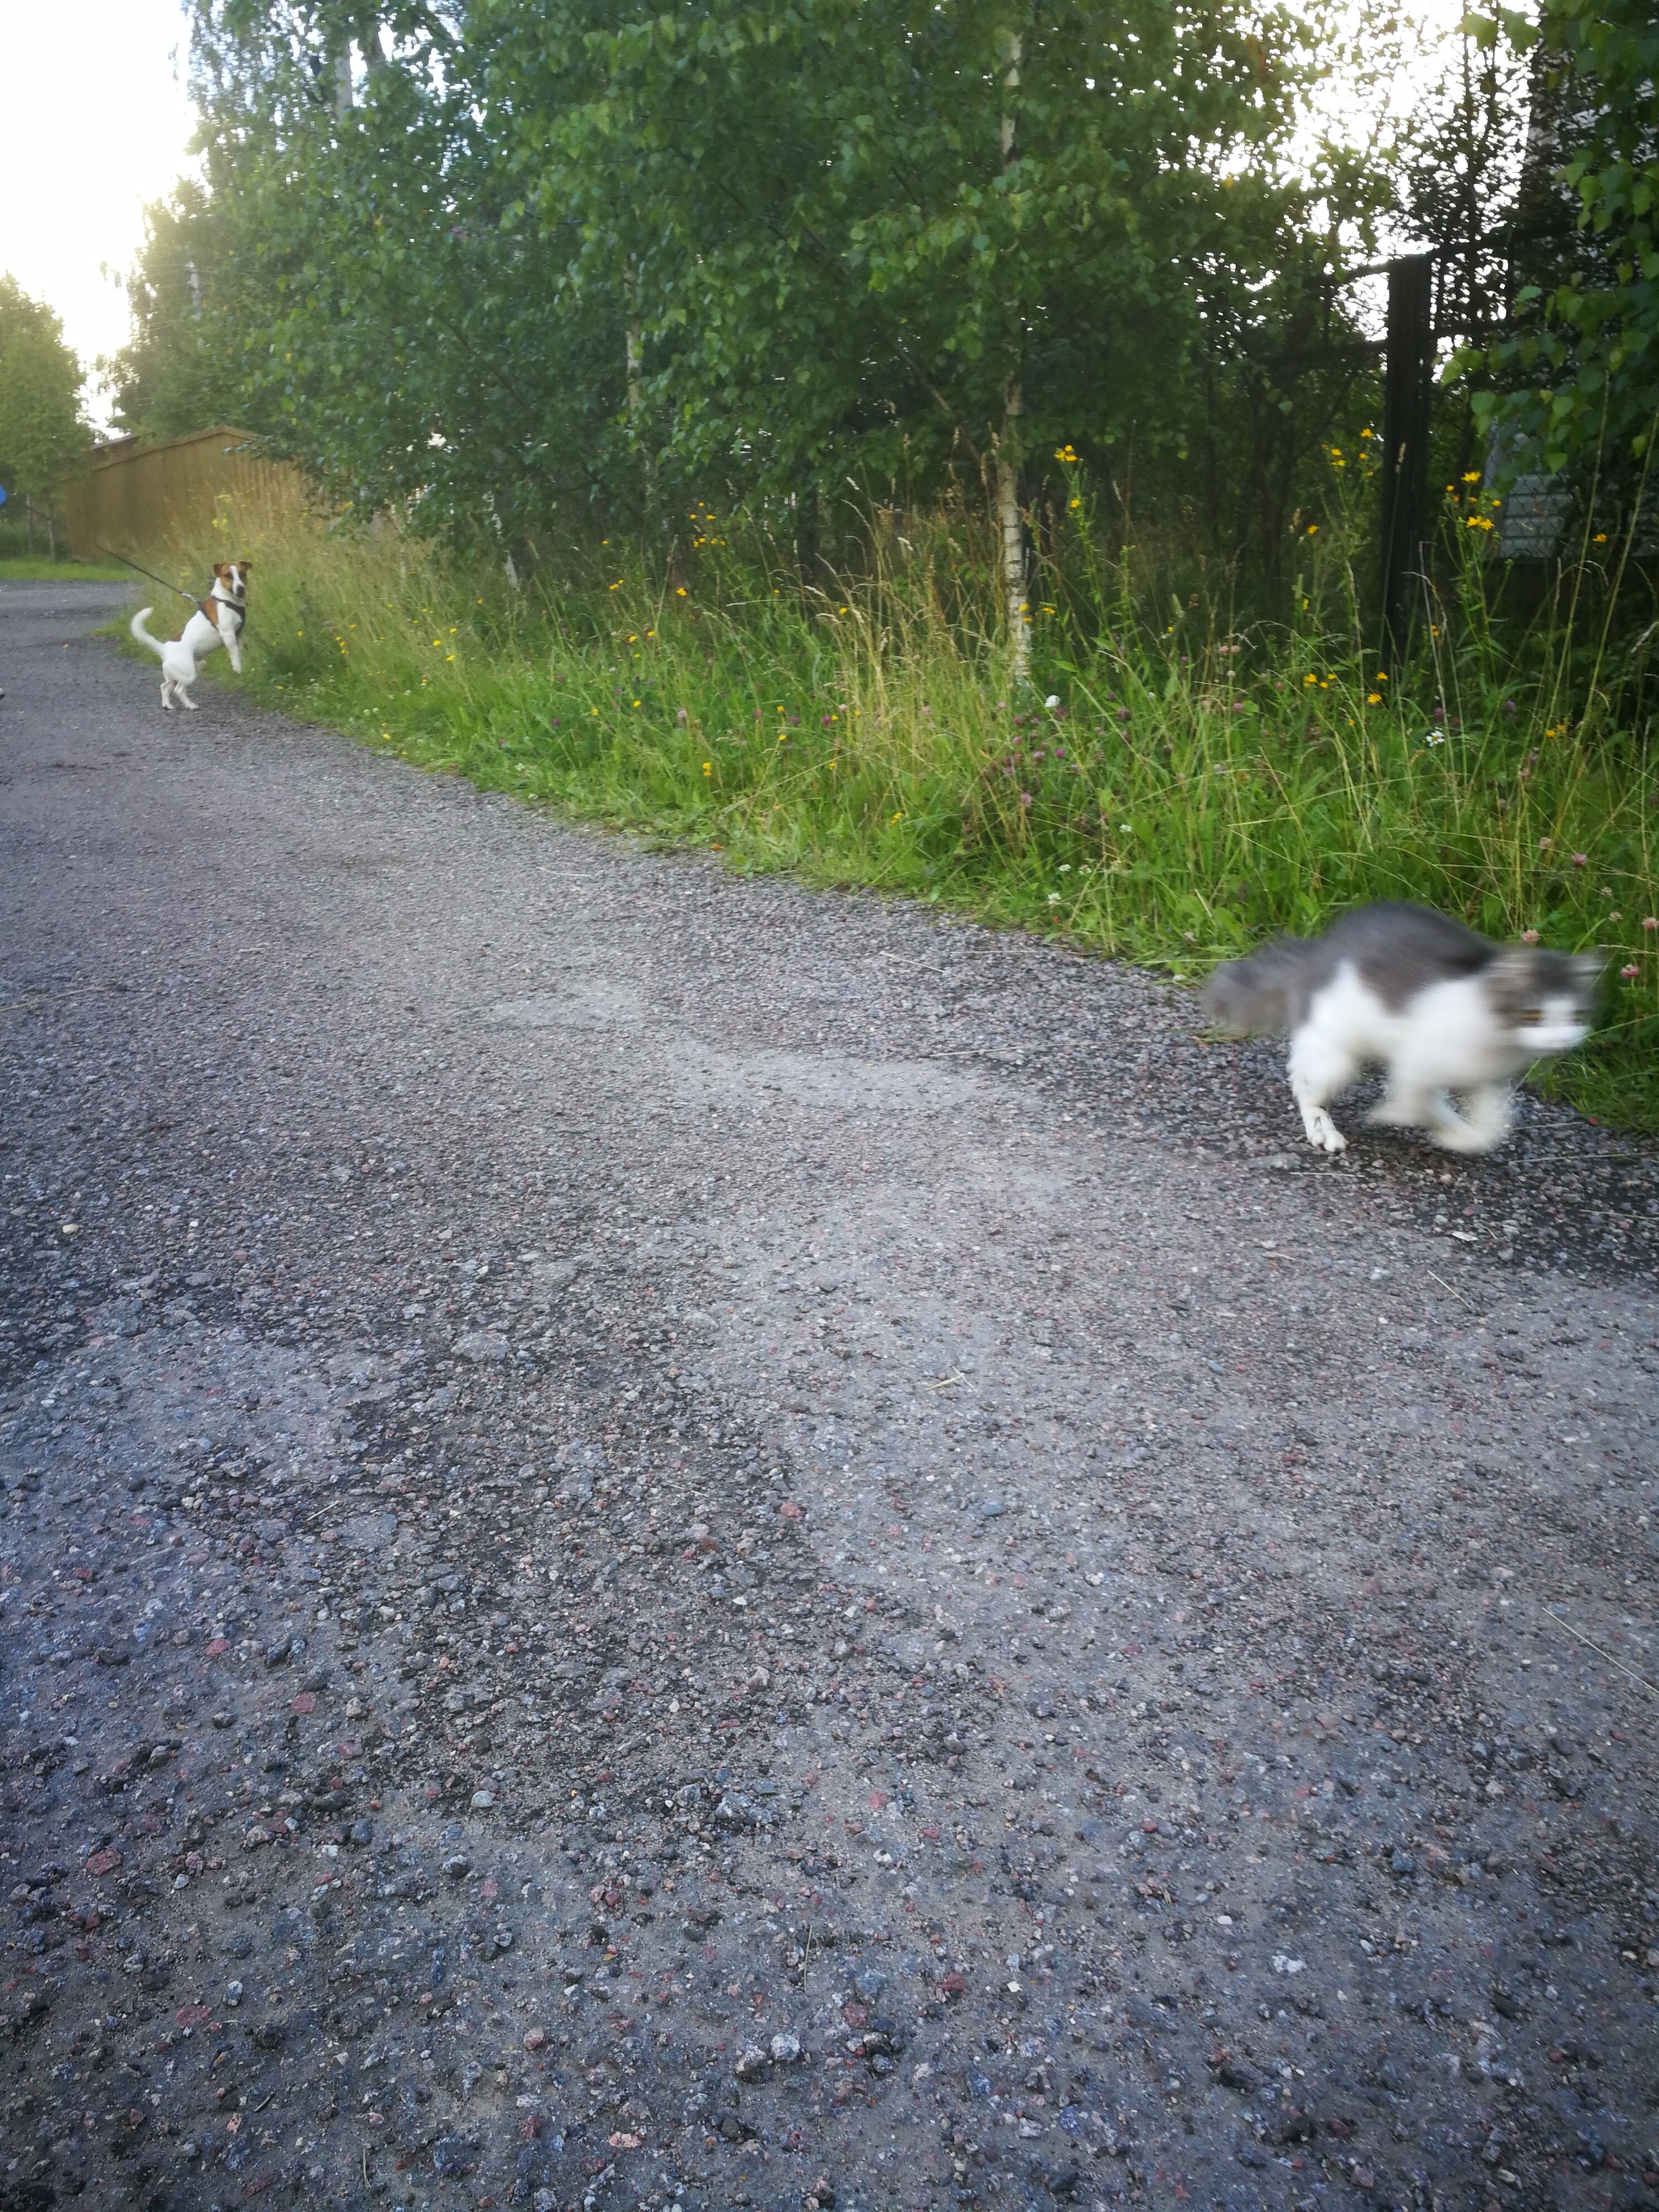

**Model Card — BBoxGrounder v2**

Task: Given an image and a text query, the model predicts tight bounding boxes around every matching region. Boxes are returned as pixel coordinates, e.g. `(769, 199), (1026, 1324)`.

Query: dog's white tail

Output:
(129, 607), (166, 660)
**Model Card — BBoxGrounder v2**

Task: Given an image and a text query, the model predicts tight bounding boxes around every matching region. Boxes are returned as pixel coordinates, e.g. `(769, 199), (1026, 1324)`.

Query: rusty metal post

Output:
(1378, 254), (1435, 675)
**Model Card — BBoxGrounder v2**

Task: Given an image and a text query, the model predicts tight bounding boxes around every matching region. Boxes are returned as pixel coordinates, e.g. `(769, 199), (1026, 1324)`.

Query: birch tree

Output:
(997, 23), (1029, 677)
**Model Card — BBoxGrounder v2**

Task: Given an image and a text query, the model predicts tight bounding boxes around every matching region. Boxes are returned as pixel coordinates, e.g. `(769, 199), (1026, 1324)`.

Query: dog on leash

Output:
(1203, 901), (1601, 1155)
(129, 560), (251, 710)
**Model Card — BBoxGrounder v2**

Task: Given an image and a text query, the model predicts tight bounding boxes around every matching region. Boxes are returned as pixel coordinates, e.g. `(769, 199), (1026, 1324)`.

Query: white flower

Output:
(1047, 892), (1061, 905)
(1044, 694), (1060, 710)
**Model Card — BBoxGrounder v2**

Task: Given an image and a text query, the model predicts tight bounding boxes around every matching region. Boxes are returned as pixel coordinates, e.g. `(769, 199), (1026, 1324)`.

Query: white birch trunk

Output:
(998, 31), (1028, 682)
(624, 266), (655, 511)
(996, 381), (1027, 680)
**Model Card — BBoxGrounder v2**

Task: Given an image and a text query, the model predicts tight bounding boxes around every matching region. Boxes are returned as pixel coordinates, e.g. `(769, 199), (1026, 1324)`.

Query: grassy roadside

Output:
(0, 555), (138, 583)
(160, 501), (1658, 1133)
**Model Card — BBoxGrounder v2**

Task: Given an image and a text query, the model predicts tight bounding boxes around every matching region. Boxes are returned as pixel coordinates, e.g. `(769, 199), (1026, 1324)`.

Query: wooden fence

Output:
(62, 426), (308, 561)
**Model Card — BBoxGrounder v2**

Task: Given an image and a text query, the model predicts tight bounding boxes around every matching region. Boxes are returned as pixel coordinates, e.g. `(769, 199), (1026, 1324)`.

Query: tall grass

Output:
(172, 475), (1659, 1132)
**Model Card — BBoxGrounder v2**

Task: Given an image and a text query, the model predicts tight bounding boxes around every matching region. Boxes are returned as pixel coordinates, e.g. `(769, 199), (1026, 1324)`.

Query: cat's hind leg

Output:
(1375, 1066), (1512, 1152)
(1366, 1080), (1443, 1131)
(1429, 1083), (1514, 1154)
(1286, 1030), (1355, 1153)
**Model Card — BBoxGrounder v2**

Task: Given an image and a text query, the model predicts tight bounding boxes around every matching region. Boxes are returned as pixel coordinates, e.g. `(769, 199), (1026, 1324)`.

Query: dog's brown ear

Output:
(237, 557), (253, 572)
(213, 562), (228, 577)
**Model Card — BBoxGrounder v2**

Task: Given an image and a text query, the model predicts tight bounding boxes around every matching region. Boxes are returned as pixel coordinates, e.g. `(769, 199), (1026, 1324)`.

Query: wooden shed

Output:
(62, 425), (307, 560)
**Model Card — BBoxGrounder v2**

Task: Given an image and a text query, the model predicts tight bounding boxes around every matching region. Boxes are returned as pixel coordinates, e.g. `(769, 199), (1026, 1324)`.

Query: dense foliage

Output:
(99, 0), (1656, 603)
(105, 181), (247, 442)
(0, 277), (90, 525)
(1459, 0), (1659, 485)
(143, 0), (1396, 583)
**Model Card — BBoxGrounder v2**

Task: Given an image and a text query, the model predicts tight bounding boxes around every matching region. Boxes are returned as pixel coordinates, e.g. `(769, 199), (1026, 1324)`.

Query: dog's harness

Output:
(201, 590), (249, 633)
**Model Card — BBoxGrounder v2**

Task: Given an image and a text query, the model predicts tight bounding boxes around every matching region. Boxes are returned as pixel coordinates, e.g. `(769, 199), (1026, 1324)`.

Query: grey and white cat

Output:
(1204, 901), (1601, 1155)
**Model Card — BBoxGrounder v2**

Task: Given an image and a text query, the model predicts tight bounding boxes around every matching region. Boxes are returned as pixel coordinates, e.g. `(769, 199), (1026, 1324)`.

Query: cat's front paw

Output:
(1303, 1111), (1347, 1154)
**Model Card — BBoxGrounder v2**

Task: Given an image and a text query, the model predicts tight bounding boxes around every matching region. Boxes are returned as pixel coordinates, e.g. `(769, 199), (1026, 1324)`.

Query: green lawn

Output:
(0, 556), (138, 584)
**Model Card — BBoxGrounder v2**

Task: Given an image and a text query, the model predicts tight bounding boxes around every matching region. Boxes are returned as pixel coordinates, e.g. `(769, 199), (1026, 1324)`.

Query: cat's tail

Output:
(129, 608), (166, 660)
(1201, 936), (1315, 1035)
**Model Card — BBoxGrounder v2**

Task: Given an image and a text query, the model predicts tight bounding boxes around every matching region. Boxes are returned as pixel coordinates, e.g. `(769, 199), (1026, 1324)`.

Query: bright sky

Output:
(0, 0), (198, 430)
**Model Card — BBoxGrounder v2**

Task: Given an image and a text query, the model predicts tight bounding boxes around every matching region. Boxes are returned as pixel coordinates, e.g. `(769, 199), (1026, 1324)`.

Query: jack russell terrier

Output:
(130, 560), (251, 710)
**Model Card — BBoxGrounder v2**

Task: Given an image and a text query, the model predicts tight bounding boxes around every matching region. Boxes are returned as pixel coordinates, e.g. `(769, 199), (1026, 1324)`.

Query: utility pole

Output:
(1377, 254), (1435, 675)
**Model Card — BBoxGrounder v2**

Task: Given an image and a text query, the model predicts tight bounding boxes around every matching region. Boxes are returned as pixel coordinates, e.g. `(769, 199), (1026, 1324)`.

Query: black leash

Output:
(96, 544), (203, 606)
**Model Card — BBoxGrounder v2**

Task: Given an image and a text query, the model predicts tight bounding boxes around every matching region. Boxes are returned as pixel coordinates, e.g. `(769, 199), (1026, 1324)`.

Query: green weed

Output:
(166, 492), (1659, 1133)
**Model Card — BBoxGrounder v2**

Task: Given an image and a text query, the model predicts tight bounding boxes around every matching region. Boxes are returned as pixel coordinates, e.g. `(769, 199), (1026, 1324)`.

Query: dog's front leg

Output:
(225, 633), (243, 676)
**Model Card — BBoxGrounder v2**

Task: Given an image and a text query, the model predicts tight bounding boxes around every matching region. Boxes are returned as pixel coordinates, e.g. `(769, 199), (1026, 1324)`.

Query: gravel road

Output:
(2, 578), (1656, 2212)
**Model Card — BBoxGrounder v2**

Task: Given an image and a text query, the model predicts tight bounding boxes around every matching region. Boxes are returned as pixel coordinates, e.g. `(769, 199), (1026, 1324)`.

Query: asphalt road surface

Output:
(2, 578), (1656, 2212)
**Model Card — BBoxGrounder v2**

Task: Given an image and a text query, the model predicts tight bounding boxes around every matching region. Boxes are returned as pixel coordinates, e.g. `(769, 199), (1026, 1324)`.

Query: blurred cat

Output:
(1203, 901), (1601, 1154)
